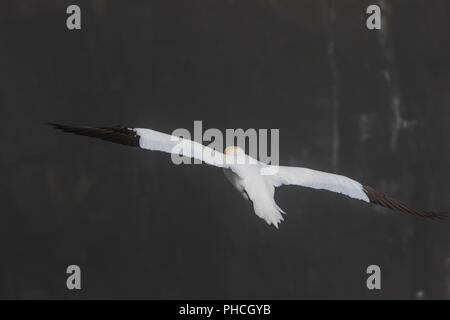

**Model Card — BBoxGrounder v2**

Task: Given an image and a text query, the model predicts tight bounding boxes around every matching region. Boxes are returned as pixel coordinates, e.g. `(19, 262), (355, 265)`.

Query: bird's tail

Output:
(251, 196), (286, 229)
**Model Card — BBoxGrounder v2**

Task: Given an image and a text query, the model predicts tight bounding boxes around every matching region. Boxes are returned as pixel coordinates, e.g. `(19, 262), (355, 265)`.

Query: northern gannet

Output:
(48, 123), (446, 228)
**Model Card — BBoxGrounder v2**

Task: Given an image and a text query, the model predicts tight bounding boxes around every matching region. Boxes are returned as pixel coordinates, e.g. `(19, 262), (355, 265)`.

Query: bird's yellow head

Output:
(224, 146), (244, 155)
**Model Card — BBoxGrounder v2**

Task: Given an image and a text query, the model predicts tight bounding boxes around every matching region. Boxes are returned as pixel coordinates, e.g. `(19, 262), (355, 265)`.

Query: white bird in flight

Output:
(49, 123), (446, 228)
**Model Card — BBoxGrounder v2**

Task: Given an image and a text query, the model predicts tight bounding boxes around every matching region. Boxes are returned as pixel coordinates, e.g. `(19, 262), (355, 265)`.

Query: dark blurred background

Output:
(0, 0), (449, 299)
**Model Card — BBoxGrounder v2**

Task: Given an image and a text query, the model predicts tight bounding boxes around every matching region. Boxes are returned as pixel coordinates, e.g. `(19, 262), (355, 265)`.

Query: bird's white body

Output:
(222, 149), (285, 227)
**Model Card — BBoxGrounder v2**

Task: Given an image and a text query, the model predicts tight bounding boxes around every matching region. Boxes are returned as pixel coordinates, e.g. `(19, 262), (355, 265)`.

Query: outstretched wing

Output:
(47, 123), (229, 168)
(271, 166), (446, 219)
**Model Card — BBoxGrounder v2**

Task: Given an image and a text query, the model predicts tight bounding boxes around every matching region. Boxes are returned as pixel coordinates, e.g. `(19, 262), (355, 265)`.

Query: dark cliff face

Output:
(0, 0), (449, 299)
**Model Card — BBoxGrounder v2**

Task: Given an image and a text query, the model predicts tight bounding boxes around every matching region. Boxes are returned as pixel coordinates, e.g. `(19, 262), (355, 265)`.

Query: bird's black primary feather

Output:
(47, 123), (140, 147)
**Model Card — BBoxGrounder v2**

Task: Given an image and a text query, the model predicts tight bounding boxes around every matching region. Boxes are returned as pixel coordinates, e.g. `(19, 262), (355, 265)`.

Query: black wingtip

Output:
(363, 185), (447, 221)
(47, 122), (140, 147)
(45, 121), (67, 130)
(431, 212), (448, 221)
(45, 121), (56, 127)
(46, 122), (76, 133)
(46, 122), (59, 128)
